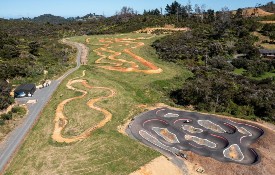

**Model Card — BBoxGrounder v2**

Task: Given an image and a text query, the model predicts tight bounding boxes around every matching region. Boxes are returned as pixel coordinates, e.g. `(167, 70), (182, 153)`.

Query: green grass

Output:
(233, 68), (245, 75)
(252, 71), (275, 80)
(260, 43), (275, 50)
(5, 33), (191, 175)
(234, 68), (275, 80)
(252, 31), (275, 50)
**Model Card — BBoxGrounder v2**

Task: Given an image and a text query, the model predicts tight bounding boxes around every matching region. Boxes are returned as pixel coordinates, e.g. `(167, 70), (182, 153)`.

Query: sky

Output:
(0, 0), (272, 19)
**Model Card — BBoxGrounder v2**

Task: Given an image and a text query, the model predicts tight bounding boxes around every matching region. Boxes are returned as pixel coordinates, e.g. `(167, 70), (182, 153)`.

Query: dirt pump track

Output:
(52, 36), (162, 143)
(93, 37), (163, 74)
(52, 71), (115, 143)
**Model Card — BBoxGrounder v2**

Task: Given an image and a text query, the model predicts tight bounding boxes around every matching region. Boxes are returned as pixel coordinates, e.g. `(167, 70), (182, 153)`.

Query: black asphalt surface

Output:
(0, 39), (82, 173)
(127, 107), (264, 167)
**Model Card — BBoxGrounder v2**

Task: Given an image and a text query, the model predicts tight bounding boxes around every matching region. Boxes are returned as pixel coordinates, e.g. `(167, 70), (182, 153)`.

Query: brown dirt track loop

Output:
(52, 71), (115, 143)
(93, 37), (163, 74)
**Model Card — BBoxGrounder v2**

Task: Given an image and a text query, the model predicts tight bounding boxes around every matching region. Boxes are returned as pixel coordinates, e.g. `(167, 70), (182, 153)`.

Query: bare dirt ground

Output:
(129, 156), (183, 175)
(52, 71), (115, 143)
(126, 103), (275, 175)
(135, 27), (190, 34)
(93, 37), (163, 74)
(260, 21), (275, 24)
(232, 8), (274, 17)
(185, 127), (275, 175)
(86, 38), (90, 44)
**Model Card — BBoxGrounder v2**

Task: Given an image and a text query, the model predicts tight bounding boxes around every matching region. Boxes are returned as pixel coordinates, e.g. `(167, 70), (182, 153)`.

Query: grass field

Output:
(253, 31), (275, 50)
(233, 68), (245, 75)
(5, 33), (192, 175)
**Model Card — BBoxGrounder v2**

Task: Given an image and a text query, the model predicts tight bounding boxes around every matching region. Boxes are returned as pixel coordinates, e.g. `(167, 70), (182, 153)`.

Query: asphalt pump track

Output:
(52, 71), (115, 143)
(127, 107), (264, 165)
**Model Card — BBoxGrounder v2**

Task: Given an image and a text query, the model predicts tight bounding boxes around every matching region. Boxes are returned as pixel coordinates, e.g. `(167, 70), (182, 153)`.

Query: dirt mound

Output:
(129, 156), (183, 175)
(260, 21), (275, 24)
(135, 27), (190, 34)
(52, 71), (115, 143)
(232, 8), (274, 17)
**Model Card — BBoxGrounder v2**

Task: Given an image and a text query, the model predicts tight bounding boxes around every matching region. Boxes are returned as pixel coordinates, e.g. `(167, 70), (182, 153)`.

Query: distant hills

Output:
(7, 1), (275, 24)
(13, 13), (105, 24)
(33, 14), (68, 24)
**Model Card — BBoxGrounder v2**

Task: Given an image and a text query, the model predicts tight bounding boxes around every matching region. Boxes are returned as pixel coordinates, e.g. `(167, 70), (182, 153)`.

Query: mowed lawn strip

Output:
(5, 33), (191, 175)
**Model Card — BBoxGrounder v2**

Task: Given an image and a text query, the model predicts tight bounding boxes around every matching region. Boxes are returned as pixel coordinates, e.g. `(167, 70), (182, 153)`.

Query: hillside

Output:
(33, 14), (68, 24)
(260, 1), (275, 13)
(232, 7), (274, 17)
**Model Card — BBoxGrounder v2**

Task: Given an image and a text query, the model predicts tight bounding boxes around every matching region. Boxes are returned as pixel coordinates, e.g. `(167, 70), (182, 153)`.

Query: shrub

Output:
(0, 119), (5, 125)
(11, 106), (26, 115)
(1, 112), (13, 120)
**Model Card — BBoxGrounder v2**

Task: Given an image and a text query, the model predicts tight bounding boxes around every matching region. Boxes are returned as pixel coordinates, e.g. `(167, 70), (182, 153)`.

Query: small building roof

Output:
(14, 84), (36, 92)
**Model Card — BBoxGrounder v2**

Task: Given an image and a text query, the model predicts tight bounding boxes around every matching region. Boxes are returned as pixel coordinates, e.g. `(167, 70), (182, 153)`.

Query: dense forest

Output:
(0, 1), (274, 122)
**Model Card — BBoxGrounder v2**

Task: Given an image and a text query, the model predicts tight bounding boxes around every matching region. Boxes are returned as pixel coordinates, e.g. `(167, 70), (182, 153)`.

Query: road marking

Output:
(223, 144), (244, 161)
(142, 119), (168, 127)
(139, 130), (180, 155)
(163, 113), (179, 118)
(185, 135), (216, 148)
(198, 120), (226, 133)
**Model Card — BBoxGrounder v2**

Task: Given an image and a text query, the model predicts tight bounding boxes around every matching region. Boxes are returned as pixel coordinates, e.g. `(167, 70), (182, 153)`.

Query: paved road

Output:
(0, 39), (82, 173)
(127, 107), (264, 172)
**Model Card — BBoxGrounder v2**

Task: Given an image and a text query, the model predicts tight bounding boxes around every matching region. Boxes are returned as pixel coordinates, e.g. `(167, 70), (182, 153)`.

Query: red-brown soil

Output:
(52, 71), (115, 143)
(232, 8), (274, 17)
(93, 38), (162, 74)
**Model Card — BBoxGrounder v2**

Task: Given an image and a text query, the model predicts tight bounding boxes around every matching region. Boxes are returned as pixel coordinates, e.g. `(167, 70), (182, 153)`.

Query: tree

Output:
(1, 44), (20, 59)
(208, 57), (234, 71)
(194, 4), (201, 14)
(165, 1), (181, 15)
(194, 4), (205, 20)
(144, 8), (161, 16)
(185, 0), (193, 17)
(205, 9), (215, 23)
(208, 42), (224, 57)
(119, 6), (135, 15)
(220, 7), (231, 23)
(115, 6), (137, 22)
(29, 41), (40, 56)
(0, 80), (14, 110)
(235, 8), (243, 19)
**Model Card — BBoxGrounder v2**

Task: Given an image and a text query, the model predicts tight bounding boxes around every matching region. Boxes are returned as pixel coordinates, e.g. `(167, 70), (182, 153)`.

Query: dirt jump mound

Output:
(93, 37), (162, 74)
(52, 71), (115, 143)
